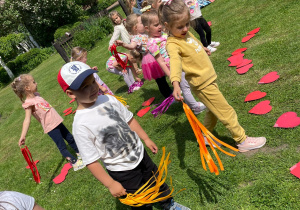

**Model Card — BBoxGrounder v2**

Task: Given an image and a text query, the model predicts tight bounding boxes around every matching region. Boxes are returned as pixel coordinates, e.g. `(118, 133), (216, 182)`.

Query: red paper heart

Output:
(244, 90), (267, 102)
(290, 162), (300, 179)
(236, 63), (253, 74)
(231, 48), (247, 55)
(142, 97), (155, 106)
(274, 112), (300, 128)
(69, 99), (75, 104)
(249, 100), (272, 115)
(64, 109), (73, 116)
(236, 59), (252, 68)
(228, 54), (245, 66)
(258, 71), (280, 84)
(53, 163), (73, 184)
(242, 34), (255, 43)
(63, 107), (72, 113)
(247, 27), (260, 35)
(137, 107), (151, 117)
(207, 21), (212, 26)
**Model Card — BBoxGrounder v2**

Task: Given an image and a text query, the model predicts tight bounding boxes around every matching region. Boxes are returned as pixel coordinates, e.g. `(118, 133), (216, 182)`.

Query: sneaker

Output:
(207, 45), (217, 53)
(204, 136), (222, 148)
(168, 199), (190, 210)
(72, 159), (85, 171)
(76, 153), (82, 160)
(193, 102), (206, 115)
(237, 136), (266, 153)
(209, 41), (220, 48)
(133, 86), (140, 91)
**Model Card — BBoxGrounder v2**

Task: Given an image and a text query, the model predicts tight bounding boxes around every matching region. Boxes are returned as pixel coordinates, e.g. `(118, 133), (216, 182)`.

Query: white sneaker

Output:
(210, 41), (220, 48)
(193, 102), (206, 115)
(133, 86), (140, 91)
(207, 45), (217, 53)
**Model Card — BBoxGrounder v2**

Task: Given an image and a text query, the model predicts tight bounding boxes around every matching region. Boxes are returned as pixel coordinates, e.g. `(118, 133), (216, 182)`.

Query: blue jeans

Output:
(48, 123), (79, 164)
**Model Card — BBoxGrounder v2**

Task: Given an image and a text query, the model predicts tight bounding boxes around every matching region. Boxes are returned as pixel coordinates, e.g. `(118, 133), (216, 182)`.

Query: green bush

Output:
(0, 67), (11, 84)
(97, 0), (116, 11)
(0, 33), (26, 63)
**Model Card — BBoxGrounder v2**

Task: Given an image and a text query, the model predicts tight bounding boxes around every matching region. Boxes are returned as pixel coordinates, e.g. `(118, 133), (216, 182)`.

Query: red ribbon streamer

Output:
(110, 44), (130, 70)
(21, 146), (41, 183)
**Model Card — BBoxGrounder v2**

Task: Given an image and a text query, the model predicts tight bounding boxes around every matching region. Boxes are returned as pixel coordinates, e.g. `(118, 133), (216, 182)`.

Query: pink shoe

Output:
(237, 136), (266, 152)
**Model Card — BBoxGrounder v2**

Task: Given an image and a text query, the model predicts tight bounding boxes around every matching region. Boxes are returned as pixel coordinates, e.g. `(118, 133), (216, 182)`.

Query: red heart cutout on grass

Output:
(242, 34), (255, 43)
(274, 112), (300, 128)
(244, 90), (267, 102)
(249, 100), (272, 115)
(236, 63), (253, 74)
(258, 71), (280, 84)
(247, 27), (260, 35)
(231, 48), (247, 55)
(290, 162), (300, 179)
(137, 107), (151, 117)
(63, 107), (72, 113)
(228, 54), (245, 66)
(142, 97), (155, 106)
(53, 163), (73, 184)
(207, 21), (212, 26)
(236, 59), (252, 68)
(69, 99), (75, 104)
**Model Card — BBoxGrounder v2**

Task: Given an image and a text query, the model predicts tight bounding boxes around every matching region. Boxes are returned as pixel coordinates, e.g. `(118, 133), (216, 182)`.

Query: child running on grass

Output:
(57, 61), (190, 210)
(141, 4), (206, 114)
(11, 74), (84, 171)
(160, 0), (266, 152)
(71, 46), (114, 95)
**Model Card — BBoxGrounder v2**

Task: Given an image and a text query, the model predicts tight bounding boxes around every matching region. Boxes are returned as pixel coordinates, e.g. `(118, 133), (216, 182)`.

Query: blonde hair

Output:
(124, 13), (139, 34)
(70, 47), (87, 62)
(141, 1), (158, 28)
(129, 49), (142, 61)
(158, 0), (190, 28)
(125, 0), (133, 14)
(108, 11), (124, 26)
(11, 74), (32, 102)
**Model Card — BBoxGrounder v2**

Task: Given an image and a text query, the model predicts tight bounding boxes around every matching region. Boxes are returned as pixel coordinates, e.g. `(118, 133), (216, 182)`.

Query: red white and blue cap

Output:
(57, 61), (96, 92)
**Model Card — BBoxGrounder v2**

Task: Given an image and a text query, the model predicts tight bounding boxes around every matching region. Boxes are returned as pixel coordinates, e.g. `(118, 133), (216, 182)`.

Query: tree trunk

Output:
(0, 56), (14, 79)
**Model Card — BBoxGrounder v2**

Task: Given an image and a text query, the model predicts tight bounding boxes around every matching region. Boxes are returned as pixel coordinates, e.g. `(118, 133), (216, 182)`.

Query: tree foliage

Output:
(0, 33), (26, 63)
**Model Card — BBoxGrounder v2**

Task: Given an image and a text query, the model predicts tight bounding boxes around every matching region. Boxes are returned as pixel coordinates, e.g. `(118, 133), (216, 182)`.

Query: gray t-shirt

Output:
(0, 191), (35, 210)
(72, 95), (144, 171)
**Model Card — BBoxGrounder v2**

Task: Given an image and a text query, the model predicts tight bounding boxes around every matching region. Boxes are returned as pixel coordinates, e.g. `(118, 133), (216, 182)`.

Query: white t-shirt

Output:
(72, 95), (144, 171)
(0, 191), (35, 210)
(184, 0), (202, 20)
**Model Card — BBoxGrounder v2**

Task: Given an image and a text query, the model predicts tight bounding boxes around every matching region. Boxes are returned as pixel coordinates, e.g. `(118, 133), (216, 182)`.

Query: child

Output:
(141, 7), (206, 114)
(106, 52), (143, 94)
(11, 74), (84, 171)
(126, 0), (142, 14)
(57, 61), (190, 210)
(160, 0), (266, 152)
(117, 13), (173, 99)
(184, 0), (220, 52)
(71, 47), (114, 95)
(108, 11), (131, 51)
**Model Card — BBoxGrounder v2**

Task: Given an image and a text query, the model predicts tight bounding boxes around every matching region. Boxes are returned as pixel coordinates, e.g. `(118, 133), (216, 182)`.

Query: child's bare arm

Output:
(116, 40), (138, 50)
(19, 107), (32, 146)
(155, 54), (170, 77)
(87, 161), (127, 197)
(128, 117), (158, 154)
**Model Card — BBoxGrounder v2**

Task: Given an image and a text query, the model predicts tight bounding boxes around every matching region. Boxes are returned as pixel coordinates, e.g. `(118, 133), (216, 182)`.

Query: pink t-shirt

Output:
(22, 94), (63, 133)
(147, 32), (170, 67)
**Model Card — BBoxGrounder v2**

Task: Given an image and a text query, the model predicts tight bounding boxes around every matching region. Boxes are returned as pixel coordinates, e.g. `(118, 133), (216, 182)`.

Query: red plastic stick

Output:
(21, 146), (41, 183)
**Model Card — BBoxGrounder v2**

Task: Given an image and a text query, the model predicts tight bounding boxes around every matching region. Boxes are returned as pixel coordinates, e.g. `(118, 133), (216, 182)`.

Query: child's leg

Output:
(192, 18), (208, 47)
(199, 16), (212, 46)
(193, 82), (246, 143)
(155, 76), (173, 98)
(59, 123), (79, 154)
(126, 68), (136, 84)
(180, 72), (205, 112)
(48, 124), (77, 163)
(107, 67), (135, 87)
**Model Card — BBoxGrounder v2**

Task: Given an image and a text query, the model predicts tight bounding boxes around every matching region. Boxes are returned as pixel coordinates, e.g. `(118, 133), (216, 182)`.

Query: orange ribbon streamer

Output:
(182, 102), (239, 175)
(119, 147), (185, 207)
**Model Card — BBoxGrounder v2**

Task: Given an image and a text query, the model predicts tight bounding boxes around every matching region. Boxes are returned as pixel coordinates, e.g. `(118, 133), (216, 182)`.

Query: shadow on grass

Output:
(115, 199), (131, 210)
(186, 169), (228, 204)
(47, 157), (65, 192)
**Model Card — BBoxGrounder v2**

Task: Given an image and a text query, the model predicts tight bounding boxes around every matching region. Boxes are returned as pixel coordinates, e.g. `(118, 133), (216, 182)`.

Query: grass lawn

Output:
(0, 0), (299, 209)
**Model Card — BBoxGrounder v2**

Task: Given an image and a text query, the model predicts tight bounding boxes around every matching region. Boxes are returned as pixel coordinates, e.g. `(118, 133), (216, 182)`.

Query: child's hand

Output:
(19, 136), (25, 146)
(122, 69), (128, 74)
(144, 139), (158, 154)
(100, 86), (108, 93)
(108, 45), (112, 52)
(172, 81), (183, 101)
(107, 180), (127, 197)
(204, 47), (211, 56)
(135, 77), (141, 82)
(92, 66), (98, 71)
(116, 40), (124, 46)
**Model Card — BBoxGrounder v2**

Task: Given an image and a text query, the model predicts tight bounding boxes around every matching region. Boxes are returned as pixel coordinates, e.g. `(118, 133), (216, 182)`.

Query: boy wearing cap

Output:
(57, 61), (189, 210)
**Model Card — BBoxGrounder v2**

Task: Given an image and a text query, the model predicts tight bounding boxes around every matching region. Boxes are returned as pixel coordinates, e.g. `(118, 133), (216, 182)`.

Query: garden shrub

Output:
(97, 0), (116, 11)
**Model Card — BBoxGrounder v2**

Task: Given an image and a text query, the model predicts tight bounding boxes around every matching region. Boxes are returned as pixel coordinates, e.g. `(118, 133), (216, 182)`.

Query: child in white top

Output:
(0, 191), (43, 210)
(160, 0), (266, 152)
(71, 47), (113, 95)
(11, 74), (84, 171)
(108, 11), (131, 51)
(57, 61), (190, 210)
(142, 8), (206, 114)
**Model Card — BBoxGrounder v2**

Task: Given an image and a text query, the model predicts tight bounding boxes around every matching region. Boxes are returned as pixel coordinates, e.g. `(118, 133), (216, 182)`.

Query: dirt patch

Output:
(241, 144), (289, 157)
(238, 181), (254, 189)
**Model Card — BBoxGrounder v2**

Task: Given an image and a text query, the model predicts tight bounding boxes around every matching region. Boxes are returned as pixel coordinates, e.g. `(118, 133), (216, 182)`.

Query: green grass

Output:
(1, 0), (300, 209)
